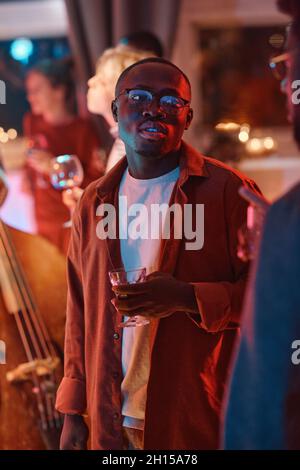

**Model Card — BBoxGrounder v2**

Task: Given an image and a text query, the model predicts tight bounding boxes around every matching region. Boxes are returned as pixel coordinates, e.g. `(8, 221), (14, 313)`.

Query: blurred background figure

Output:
(87, 44), (155, 172)
(118, 31), (164, 57)
(224, 0), (300, 450)
(23, 58), (103, 253)
(63, 44), (156, 211)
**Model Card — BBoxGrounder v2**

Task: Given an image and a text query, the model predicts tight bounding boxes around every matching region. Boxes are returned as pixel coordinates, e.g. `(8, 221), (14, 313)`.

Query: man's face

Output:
(112, 62), (193, 158)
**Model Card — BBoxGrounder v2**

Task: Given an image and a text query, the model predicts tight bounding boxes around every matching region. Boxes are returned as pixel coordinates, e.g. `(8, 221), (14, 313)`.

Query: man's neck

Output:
(125, 147), (181, 180)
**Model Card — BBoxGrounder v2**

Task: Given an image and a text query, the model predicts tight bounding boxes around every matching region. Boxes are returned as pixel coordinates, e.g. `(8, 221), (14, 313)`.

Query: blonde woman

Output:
(63, 45), (154, 210)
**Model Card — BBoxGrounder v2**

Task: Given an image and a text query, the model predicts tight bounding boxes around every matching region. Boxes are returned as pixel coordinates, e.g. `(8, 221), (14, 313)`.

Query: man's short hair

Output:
(115, 57), (191, 97)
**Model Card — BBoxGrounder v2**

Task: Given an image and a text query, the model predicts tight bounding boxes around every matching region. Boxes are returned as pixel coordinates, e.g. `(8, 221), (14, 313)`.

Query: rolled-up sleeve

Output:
(55, 206), (87, 415)
(188, 176), (261, 333)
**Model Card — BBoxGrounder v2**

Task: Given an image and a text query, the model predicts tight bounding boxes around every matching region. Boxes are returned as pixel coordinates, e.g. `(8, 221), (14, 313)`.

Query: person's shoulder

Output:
(22, 112), (38, 134)
(182, 141), (254, 186)
(23, 111), (33, 125)
(204, 154), (255, 186)
(72, 177), (104, 230)
(78, 177), (103, 208)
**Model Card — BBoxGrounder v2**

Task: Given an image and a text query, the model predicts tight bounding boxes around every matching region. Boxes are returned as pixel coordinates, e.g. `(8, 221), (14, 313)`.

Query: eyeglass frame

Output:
(269, 49), (300, 81)
(113, 88), (191, 115)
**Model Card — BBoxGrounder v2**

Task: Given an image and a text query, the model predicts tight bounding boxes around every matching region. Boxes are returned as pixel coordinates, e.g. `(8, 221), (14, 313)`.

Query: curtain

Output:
(64, 0), (182, 147)
(65, 0), (181, 83)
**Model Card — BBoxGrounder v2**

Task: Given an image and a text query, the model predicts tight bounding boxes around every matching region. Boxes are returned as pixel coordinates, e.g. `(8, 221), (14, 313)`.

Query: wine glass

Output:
(237, 205), (265, 261)
(50, 154), (84, 227)
(237, 186), (269, 262)
(109, 267), (150, 328)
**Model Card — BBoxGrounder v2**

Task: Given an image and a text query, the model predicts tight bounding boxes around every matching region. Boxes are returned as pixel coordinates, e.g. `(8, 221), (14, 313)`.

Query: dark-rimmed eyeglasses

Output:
(114, 88), (190, 115)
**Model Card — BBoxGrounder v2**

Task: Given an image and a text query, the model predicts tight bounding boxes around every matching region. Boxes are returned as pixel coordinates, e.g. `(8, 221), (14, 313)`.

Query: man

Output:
(56, 57), (258, 450)
(224, 0), (300, 450)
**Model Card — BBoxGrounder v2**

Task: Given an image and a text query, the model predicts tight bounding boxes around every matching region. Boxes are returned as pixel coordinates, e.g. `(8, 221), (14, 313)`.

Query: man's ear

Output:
(184, 108), (193, 130)
(111, 100), (118, 122)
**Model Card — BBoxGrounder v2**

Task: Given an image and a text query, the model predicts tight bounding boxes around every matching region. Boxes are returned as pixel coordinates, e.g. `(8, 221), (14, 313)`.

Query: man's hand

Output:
(60, 414), (89, 450)
(111, 271), (198, 320)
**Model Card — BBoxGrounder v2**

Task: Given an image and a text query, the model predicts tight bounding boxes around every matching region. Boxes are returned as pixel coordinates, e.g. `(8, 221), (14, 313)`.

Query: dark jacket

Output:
(224, 182), (300, 449)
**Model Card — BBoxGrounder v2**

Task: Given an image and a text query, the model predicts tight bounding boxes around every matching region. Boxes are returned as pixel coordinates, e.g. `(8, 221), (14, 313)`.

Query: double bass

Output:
(0, 178), (67, 449)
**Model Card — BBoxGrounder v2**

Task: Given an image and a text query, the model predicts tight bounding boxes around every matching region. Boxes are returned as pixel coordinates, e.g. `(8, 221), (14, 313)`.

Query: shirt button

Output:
(113, 412), (119, 420)
(113, 332), (120, 340)
(113, 372), (119, 379)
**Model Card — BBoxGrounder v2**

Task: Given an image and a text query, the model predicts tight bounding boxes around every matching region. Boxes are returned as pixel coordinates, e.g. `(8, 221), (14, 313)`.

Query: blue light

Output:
(57, 154), (71, 164)
(10, 38), (34, 63)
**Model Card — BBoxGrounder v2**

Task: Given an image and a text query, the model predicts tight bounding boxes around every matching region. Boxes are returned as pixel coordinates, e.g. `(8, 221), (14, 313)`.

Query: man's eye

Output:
(128, 91), (150, 103)
(163, 96), (180, 106)
(131, 94), (142, 101)
(130, 94), (146, 102)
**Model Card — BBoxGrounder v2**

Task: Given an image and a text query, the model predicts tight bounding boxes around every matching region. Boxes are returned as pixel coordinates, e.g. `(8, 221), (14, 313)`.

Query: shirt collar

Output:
(96, 140), (209, 198)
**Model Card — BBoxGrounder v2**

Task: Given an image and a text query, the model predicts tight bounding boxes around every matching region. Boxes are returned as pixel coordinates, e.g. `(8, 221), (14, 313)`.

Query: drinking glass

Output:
(50, 154), (84, 227)
(237, 205), (265, 261)
(237, 186), (270, 262)
(109, 267), (150, 328)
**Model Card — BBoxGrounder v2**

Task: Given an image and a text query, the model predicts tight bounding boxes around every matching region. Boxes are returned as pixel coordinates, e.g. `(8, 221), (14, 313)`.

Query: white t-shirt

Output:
(119, 165), (180, 430)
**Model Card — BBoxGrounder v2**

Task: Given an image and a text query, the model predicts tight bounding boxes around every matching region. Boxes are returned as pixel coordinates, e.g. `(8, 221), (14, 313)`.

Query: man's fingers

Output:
(112, 282), (149, 295)
(146, 271), (163, 280)
(121, 308), (151, 318)
(112, 294), (149, 312)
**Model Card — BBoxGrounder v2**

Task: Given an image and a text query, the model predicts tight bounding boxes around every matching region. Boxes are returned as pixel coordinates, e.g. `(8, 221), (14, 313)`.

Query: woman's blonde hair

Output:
(94, 45), (155, 96)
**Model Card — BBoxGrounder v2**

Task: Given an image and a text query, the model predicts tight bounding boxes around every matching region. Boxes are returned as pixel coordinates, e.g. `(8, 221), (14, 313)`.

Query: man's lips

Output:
(138, 121), (167, 140)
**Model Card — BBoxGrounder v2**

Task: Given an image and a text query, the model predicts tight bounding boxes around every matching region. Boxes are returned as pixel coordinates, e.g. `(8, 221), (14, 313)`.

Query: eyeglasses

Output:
(269, 52), (290, 81)
(114, 88), (190, 115)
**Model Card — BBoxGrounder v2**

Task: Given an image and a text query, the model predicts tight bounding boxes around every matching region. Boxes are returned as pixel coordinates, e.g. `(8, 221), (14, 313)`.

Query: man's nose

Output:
(142, 100), (166, 118)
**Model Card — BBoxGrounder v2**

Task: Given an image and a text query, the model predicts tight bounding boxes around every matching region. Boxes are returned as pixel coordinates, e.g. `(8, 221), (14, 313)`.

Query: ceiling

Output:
(0, 0), (68, 40)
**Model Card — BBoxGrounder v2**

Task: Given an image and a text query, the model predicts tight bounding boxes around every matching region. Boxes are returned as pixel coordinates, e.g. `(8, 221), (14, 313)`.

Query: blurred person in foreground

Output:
(63, 44), (159, 211)
(224, 0), (300, 449)
(23, 58), (103, 254)
(55, 57), (259, 450)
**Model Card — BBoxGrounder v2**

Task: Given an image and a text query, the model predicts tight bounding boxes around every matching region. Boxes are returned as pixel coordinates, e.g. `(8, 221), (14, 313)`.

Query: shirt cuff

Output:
(190, 282), (231, 333)
(55, 376), (87, 415)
